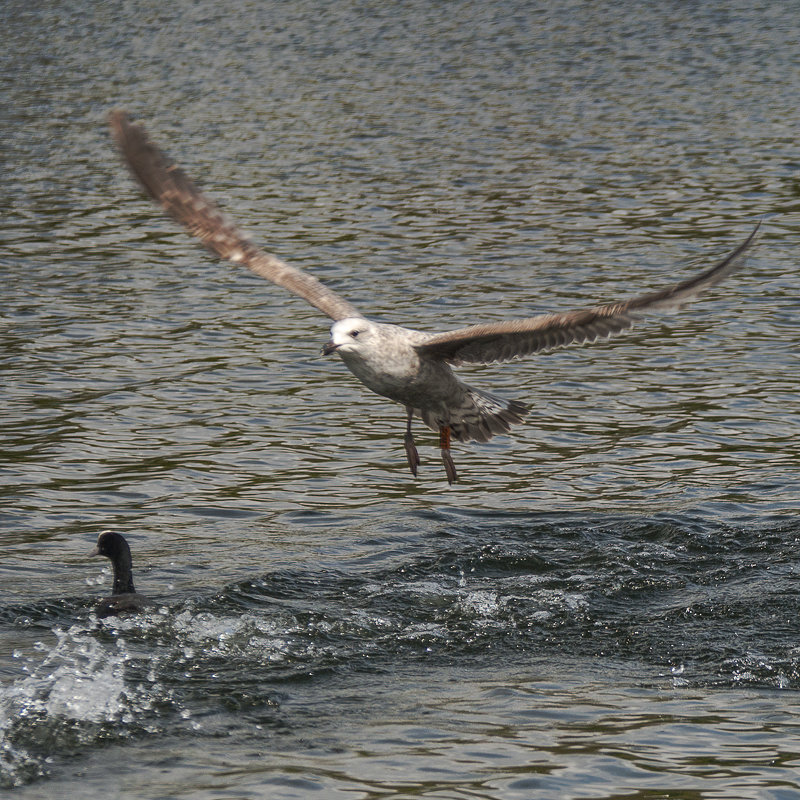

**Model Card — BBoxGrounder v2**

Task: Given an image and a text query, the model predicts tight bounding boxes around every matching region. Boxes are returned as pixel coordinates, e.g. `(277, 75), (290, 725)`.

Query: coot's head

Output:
(92, 530), (131, 561)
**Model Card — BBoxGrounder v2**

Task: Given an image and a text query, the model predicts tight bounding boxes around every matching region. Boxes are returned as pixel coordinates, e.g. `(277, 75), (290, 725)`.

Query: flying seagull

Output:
(109, 110), (759, 484)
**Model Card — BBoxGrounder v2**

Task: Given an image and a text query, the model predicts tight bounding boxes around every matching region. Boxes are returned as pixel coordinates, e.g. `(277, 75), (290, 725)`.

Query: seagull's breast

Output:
(339, 338), (421, 394)
(337, 324), (460, 408)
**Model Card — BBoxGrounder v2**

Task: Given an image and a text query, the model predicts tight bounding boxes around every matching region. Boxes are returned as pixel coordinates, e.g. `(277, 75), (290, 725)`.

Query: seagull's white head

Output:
(323, 317), (374, 356)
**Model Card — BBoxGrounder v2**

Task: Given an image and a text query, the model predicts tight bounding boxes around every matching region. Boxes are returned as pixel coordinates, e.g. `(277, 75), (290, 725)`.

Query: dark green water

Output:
(2, 1), (800, 796)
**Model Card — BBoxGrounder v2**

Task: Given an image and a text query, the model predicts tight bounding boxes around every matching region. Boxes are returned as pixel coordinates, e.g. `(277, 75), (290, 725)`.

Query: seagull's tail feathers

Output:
(421, 387), (529, 443)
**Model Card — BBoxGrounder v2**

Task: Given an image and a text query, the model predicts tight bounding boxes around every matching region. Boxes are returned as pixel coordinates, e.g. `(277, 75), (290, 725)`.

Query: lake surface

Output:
(2, 0), (800, 796)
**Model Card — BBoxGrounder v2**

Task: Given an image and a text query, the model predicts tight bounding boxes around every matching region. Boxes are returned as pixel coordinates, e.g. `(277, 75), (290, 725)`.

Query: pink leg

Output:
(404, 406), (421, 476)
(439, 425), (458, 484)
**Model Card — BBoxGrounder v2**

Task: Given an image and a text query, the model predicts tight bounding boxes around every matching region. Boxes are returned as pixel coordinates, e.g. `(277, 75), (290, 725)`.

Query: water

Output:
(2, 0), (800, 796)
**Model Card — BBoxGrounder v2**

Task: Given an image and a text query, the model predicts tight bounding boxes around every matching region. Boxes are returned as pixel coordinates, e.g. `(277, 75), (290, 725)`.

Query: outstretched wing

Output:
(416, 223), (760, 365)
(110, 110), (362, 322)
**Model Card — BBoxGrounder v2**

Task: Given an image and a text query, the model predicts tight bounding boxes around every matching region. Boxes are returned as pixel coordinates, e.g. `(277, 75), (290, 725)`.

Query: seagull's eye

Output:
(350, 330), (360, 338)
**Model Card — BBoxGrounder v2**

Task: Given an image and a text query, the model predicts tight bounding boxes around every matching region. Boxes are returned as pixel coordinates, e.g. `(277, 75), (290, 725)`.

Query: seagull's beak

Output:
(90, 546), (100, 557)
(322, 340), (340, 356)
